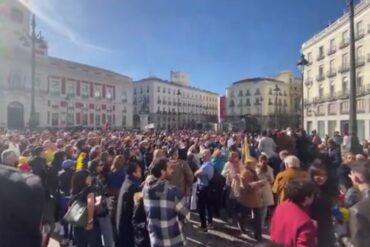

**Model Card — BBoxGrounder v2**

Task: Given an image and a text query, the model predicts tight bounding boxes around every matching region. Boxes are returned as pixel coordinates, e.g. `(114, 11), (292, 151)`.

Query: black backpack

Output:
(207, 168), (226, 203)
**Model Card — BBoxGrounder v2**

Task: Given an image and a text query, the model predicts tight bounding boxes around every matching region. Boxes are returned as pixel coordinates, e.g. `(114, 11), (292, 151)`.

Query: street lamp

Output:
(346, 0), (361, 153)
(25, 14), (46, 129)
(273, 84), (281, 129)
(297, 54), (309, 129)
(177, 89), (181, 129)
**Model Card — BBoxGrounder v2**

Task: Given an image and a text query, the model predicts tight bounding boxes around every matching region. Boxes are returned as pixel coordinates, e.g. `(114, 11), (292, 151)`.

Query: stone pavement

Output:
(49, 214), (267, 247)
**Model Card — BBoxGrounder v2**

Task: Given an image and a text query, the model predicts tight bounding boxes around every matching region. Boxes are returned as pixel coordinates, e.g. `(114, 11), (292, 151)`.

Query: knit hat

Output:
(62, 159), (76, 170)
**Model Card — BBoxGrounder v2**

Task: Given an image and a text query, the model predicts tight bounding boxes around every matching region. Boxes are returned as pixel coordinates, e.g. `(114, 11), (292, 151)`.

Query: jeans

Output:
(224, 187), (238, 222)
(59, 195), (73, 240)
(74, 223), (103, 247)
(260, 206), (268, 229)
(197, 186), (213, 228)
(98, 216), (115, 247)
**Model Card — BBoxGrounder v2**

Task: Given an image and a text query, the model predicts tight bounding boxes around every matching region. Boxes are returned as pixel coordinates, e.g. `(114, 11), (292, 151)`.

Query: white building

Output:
(0, 0), (133, 129)
(301, 0), (370, 140)
(133, 72), (218, 130)
(226, 71), (302, 130)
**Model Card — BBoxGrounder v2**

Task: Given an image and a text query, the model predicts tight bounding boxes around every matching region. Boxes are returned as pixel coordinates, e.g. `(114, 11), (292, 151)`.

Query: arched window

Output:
(10, 8), (24, 23)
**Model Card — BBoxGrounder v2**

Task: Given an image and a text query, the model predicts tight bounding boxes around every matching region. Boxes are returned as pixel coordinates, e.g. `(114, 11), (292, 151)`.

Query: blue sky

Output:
(28, 0), (348, 94)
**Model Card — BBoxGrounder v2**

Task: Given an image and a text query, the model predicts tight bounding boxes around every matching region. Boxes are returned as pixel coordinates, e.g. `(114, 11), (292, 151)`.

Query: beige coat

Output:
(237, 166), (263, 209)
(169, 159), (194, 196)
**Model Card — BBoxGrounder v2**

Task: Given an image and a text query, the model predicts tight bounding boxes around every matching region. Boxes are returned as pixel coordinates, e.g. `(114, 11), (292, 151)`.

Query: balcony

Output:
(338, 64), (350, 73)
(356, 56), (365, 67)
(316, 53), (325, 61)
(316, 74), (325, 82)
(339, 39), (350, 49)
(305, 78), (313, 87)
(357, 86), (367, 96)
(326, 69), (337, 78)
(327, 47), (337, 56)
(338, 90), (349, 99)
(355, 30), (365, 41)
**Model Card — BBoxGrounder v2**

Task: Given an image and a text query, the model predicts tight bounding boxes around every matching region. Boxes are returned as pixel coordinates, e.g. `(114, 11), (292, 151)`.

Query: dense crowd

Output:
(1, 127), (370, 247)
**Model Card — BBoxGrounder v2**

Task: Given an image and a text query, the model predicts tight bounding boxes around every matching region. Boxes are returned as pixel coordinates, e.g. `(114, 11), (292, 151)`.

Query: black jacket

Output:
(116, 175), (140, 247)
(0, 165), (44, 247)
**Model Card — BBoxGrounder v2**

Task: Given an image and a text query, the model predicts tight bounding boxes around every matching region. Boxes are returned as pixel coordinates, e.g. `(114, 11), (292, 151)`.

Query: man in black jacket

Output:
(0, 163), (44, 247)
(116, 162), (142, 247)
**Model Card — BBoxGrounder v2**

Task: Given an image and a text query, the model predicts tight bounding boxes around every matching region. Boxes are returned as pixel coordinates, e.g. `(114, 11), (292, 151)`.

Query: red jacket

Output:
(270, 201), (317, 247)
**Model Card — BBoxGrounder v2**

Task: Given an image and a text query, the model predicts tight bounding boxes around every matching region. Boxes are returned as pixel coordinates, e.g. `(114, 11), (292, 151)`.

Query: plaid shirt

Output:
(143, 178), (190, 247)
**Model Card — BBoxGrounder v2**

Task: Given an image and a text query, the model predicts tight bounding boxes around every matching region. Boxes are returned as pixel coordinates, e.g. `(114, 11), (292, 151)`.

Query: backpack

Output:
(207, 168), (226, 203)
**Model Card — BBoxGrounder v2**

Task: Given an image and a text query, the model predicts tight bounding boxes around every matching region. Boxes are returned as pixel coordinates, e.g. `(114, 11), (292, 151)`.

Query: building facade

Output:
(133, 72), (218, 130)
(0, 0), (133, 129)
(301, 0), (370, 140)
(226, 71), (302, 130)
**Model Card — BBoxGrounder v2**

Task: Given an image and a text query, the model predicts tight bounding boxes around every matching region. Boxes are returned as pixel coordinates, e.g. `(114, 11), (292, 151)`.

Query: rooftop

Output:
(49, 56), (132, 80)
(302, 0), (370, 50)
(134, 77), (219, 96)
(232, 77), (284, 86)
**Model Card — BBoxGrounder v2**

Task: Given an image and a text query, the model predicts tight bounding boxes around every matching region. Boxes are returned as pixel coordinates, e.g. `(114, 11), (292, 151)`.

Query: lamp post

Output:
(273, 84), (281, 129)
(177, 89), (181, 129)
(297, 54), (309, 129)
(346, 0), (361, 153)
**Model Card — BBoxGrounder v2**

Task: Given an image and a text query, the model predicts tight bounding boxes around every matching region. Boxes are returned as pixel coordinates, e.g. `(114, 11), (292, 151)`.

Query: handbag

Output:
(63, 199), (88, 227)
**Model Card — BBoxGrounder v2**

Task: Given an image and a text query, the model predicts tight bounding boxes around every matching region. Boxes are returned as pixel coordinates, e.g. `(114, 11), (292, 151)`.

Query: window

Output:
(341, 101), (349, 113)
(329, 59), (335, 71)
(357, 72), (363, 88)
(106, 87), (113, 100)
(134, 88), (137, 95)
(330, 80), (335, 96)
(255, 88), (260, 95)
(318, 46), (324, 56)
(357, 99), (366, 112)
(82, 114), (88, 126)
(329, 39), (335, 50)
(147, 86), (150, 93)
(342, 53), (349, 67)
(318, 84), (324, 98)
(81, 82), (89, 98)
(94, 89), (101, 99)
(307, 52), (312, 63)
(328, 104), (337, 115)
(50, 113), (58, 126)
(10, 8), (24, 23)
(319, 65), (324, 76)
(121, 92), (127, 103)
(342, 77), (348, 93)
(157, 86), (160, 92)
(356, 21), (363, 34)
(357, 46), (363, 58)
(140, 88), (143, 94)
(342, 30), (349, 43)
(66, 80), (75, 97)
(95, 115), (101, 126)
(163, 87), (165, 93)
(49, 78), (60, 95)
(67, 113), (74, 125)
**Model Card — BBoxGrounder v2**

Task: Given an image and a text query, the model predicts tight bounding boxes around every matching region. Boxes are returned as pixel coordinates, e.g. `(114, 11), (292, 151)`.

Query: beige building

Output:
(133, 72), (218, 130)
(301, 0), (370, 140)
(226, 71), (302, 130)
(0, 0), (133, 129)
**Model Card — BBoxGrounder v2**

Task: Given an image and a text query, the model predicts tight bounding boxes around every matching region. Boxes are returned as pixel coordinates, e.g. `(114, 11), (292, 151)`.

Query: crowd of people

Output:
(1, 127), (370, 247)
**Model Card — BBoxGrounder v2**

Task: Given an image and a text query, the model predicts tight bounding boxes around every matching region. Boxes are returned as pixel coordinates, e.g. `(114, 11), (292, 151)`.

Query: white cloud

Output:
(18, 0), (112, 53)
